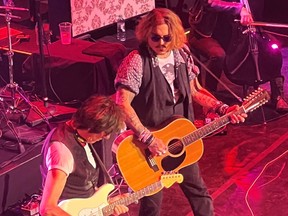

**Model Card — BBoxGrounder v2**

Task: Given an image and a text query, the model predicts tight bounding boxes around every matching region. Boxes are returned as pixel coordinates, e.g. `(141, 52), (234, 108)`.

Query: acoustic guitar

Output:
(113, 89), (270, 192)
(58, 173), (183, 216)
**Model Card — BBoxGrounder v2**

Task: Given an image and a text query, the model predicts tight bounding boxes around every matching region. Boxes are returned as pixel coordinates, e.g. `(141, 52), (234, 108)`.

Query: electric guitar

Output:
(113, 89), (270, 192)
(58, 173), (183, 216)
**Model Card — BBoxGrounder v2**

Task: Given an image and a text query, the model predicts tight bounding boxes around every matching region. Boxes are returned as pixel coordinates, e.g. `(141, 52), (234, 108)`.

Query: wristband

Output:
(144, 134), (155, 146)
(212, 101), (229, 116)
(138, 127), (153, 145)
(217, 103), (229, 116)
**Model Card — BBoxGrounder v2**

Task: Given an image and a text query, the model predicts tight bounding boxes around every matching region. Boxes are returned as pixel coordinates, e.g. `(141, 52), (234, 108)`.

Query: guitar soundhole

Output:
(168, 139), (184, 155)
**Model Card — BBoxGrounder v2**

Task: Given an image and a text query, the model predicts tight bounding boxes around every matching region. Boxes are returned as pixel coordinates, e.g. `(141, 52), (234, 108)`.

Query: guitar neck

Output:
(183, 107), (245, 144)
(102, 181), (162, 216)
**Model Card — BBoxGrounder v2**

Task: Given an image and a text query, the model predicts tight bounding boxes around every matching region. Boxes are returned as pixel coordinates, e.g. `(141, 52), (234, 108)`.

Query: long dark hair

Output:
(72, 95), (125, 135)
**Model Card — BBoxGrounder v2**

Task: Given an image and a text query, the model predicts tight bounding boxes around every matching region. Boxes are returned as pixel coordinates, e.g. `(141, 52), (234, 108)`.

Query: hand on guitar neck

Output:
(225, 104), (247, 124)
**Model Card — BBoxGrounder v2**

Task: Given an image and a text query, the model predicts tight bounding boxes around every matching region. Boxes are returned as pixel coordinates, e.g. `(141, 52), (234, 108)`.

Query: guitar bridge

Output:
(145, 149), (159, 172)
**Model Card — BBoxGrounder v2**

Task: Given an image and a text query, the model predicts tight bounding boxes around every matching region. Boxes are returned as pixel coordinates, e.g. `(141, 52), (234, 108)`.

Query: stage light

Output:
(271, 43), (279, 49)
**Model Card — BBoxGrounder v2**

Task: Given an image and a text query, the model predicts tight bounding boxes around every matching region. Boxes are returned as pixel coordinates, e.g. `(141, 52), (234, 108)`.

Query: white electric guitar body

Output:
(59, 173), (183, 216)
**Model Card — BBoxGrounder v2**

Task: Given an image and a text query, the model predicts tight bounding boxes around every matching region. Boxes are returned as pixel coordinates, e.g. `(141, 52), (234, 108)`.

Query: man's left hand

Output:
(226, 105), (248, 124)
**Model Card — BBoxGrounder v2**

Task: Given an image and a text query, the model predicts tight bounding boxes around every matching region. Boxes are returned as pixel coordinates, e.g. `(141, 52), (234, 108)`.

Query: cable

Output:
(244, 150), (288, 216)
(45, 43), (63, 103)
(228, 48), (250, 75)
(257, 162), (286, 189)
(0, 74), (8, 85)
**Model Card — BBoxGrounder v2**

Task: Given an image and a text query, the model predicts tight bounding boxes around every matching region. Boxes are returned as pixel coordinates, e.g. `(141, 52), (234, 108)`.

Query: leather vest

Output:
(131, 47), (194, 128)
(41, 123), (99, 200)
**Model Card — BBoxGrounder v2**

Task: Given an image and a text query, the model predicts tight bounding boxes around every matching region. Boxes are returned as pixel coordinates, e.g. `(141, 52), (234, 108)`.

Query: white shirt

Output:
(46, 141), (96, 176)
(158, 52), (180, 103)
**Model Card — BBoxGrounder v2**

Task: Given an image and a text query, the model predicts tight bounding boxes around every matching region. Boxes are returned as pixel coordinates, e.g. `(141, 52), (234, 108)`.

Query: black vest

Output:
(41, 123), (99, 200)
(132, 47), (194, 128)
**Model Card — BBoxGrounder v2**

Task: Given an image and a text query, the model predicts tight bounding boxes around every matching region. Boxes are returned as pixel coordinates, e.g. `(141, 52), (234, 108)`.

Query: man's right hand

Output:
(240, 7), (253, 25)
(109, 194), (129, 215)
(148, 137), (168, 156)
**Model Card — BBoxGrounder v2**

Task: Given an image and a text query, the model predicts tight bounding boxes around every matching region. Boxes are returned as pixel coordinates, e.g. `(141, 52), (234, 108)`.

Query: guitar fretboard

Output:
(102, 181), (162, 216)
(182, 107), (245, 145)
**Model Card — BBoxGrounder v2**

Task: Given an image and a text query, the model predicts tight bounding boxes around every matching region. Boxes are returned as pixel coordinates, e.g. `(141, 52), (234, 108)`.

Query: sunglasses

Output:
(150, 34), (172, 42)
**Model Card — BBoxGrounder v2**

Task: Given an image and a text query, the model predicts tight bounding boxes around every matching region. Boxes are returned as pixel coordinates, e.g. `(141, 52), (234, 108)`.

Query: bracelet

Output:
(144, 134), (155, 146)
(211, 101), (223, 113)
(212, 101), (229, 116)
(217, 104), (229, 116)
(138, 127), (153, 144)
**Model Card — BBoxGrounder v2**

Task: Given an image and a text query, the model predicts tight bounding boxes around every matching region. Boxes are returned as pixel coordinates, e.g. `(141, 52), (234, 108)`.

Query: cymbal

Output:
(0, 5), (29, 11)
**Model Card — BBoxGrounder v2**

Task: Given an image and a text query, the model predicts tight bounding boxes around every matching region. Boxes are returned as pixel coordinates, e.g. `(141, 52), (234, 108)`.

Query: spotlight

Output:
(271, 43), (279, 49)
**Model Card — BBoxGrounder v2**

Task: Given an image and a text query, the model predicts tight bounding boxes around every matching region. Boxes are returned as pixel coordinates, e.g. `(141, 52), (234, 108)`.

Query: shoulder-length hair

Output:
(135, 8), (187, 50)
(72, 95), (125, 135)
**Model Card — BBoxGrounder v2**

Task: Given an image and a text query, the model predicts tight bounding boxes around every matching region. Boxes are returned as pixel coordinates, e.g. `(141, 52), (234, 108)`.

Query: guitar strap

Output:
(88, 143), (115, 186)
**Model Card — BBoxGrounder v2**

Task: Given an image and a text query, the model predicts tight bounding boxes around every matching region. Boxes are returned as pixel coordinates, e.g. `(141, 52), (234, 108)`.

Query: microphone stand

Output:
(31, 0), (53, 130)
(34, 0), (48, 108)
(190, 52), (243, 103)
(0, 2), (50, 153)
(0, 4), (29, 154)
(241, 0), (266, 124)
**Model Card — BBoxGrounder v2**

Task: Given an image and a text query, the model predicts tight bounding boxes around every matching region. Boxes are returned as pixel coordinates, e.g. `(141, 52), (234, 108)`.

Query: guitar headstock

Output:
(243, 88), (270, 113)
(160, 172), (184, 188)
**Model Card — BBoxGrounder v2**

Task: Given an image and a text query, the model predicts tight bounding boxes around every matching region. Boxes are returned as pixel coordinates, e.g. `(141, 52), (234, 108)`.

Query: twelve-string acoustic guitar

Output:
(113, 88), (270, 193)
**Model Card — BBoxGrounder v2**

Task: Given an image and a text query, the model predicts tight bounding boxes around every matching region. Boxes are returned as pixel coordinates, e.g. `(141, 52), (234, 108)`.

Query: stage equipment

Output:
(191, 0), (288, 124)
(224, 0), (288, 122)
(0, 2), (29, 110)
(0, 1), (49, 153)
(33, 0), (48, 106)
(108, 163), (129, 196)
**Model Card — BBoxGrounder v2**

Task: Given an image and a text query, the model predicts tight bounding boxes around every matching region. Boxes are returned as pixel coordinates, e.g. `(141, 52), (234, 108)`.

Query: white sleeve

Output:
(46, 141), (74, 175)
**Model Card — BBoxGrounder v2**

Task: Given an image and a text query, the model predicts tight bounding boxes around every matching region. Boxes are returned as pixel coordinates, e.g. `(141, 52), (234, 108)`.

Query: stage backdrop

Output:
(49, 0), (154, 40)
(70, 0), (155, 37)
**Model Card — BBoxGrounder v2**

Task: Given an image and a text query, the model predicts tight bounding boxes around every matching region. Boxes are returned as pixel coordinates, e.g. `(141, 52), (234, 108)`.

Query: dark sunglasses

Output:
(150, 34), (172, 42)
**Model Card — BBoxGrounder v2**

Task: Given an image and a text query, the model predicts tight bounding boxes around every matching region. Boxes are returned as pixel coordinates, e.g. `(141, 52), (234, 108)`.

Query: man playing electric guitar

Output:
(115, 8), (248, 216)
(58, 174), (184, 215)
(40, 95), (129, 216)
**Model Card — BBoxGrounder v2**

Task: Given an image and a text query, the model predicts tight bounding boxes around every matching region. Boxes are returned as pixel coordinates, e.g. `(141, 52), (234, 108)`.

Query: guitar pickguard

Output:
(79, 206), (104, 216)
(161, 152), (186, 171)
